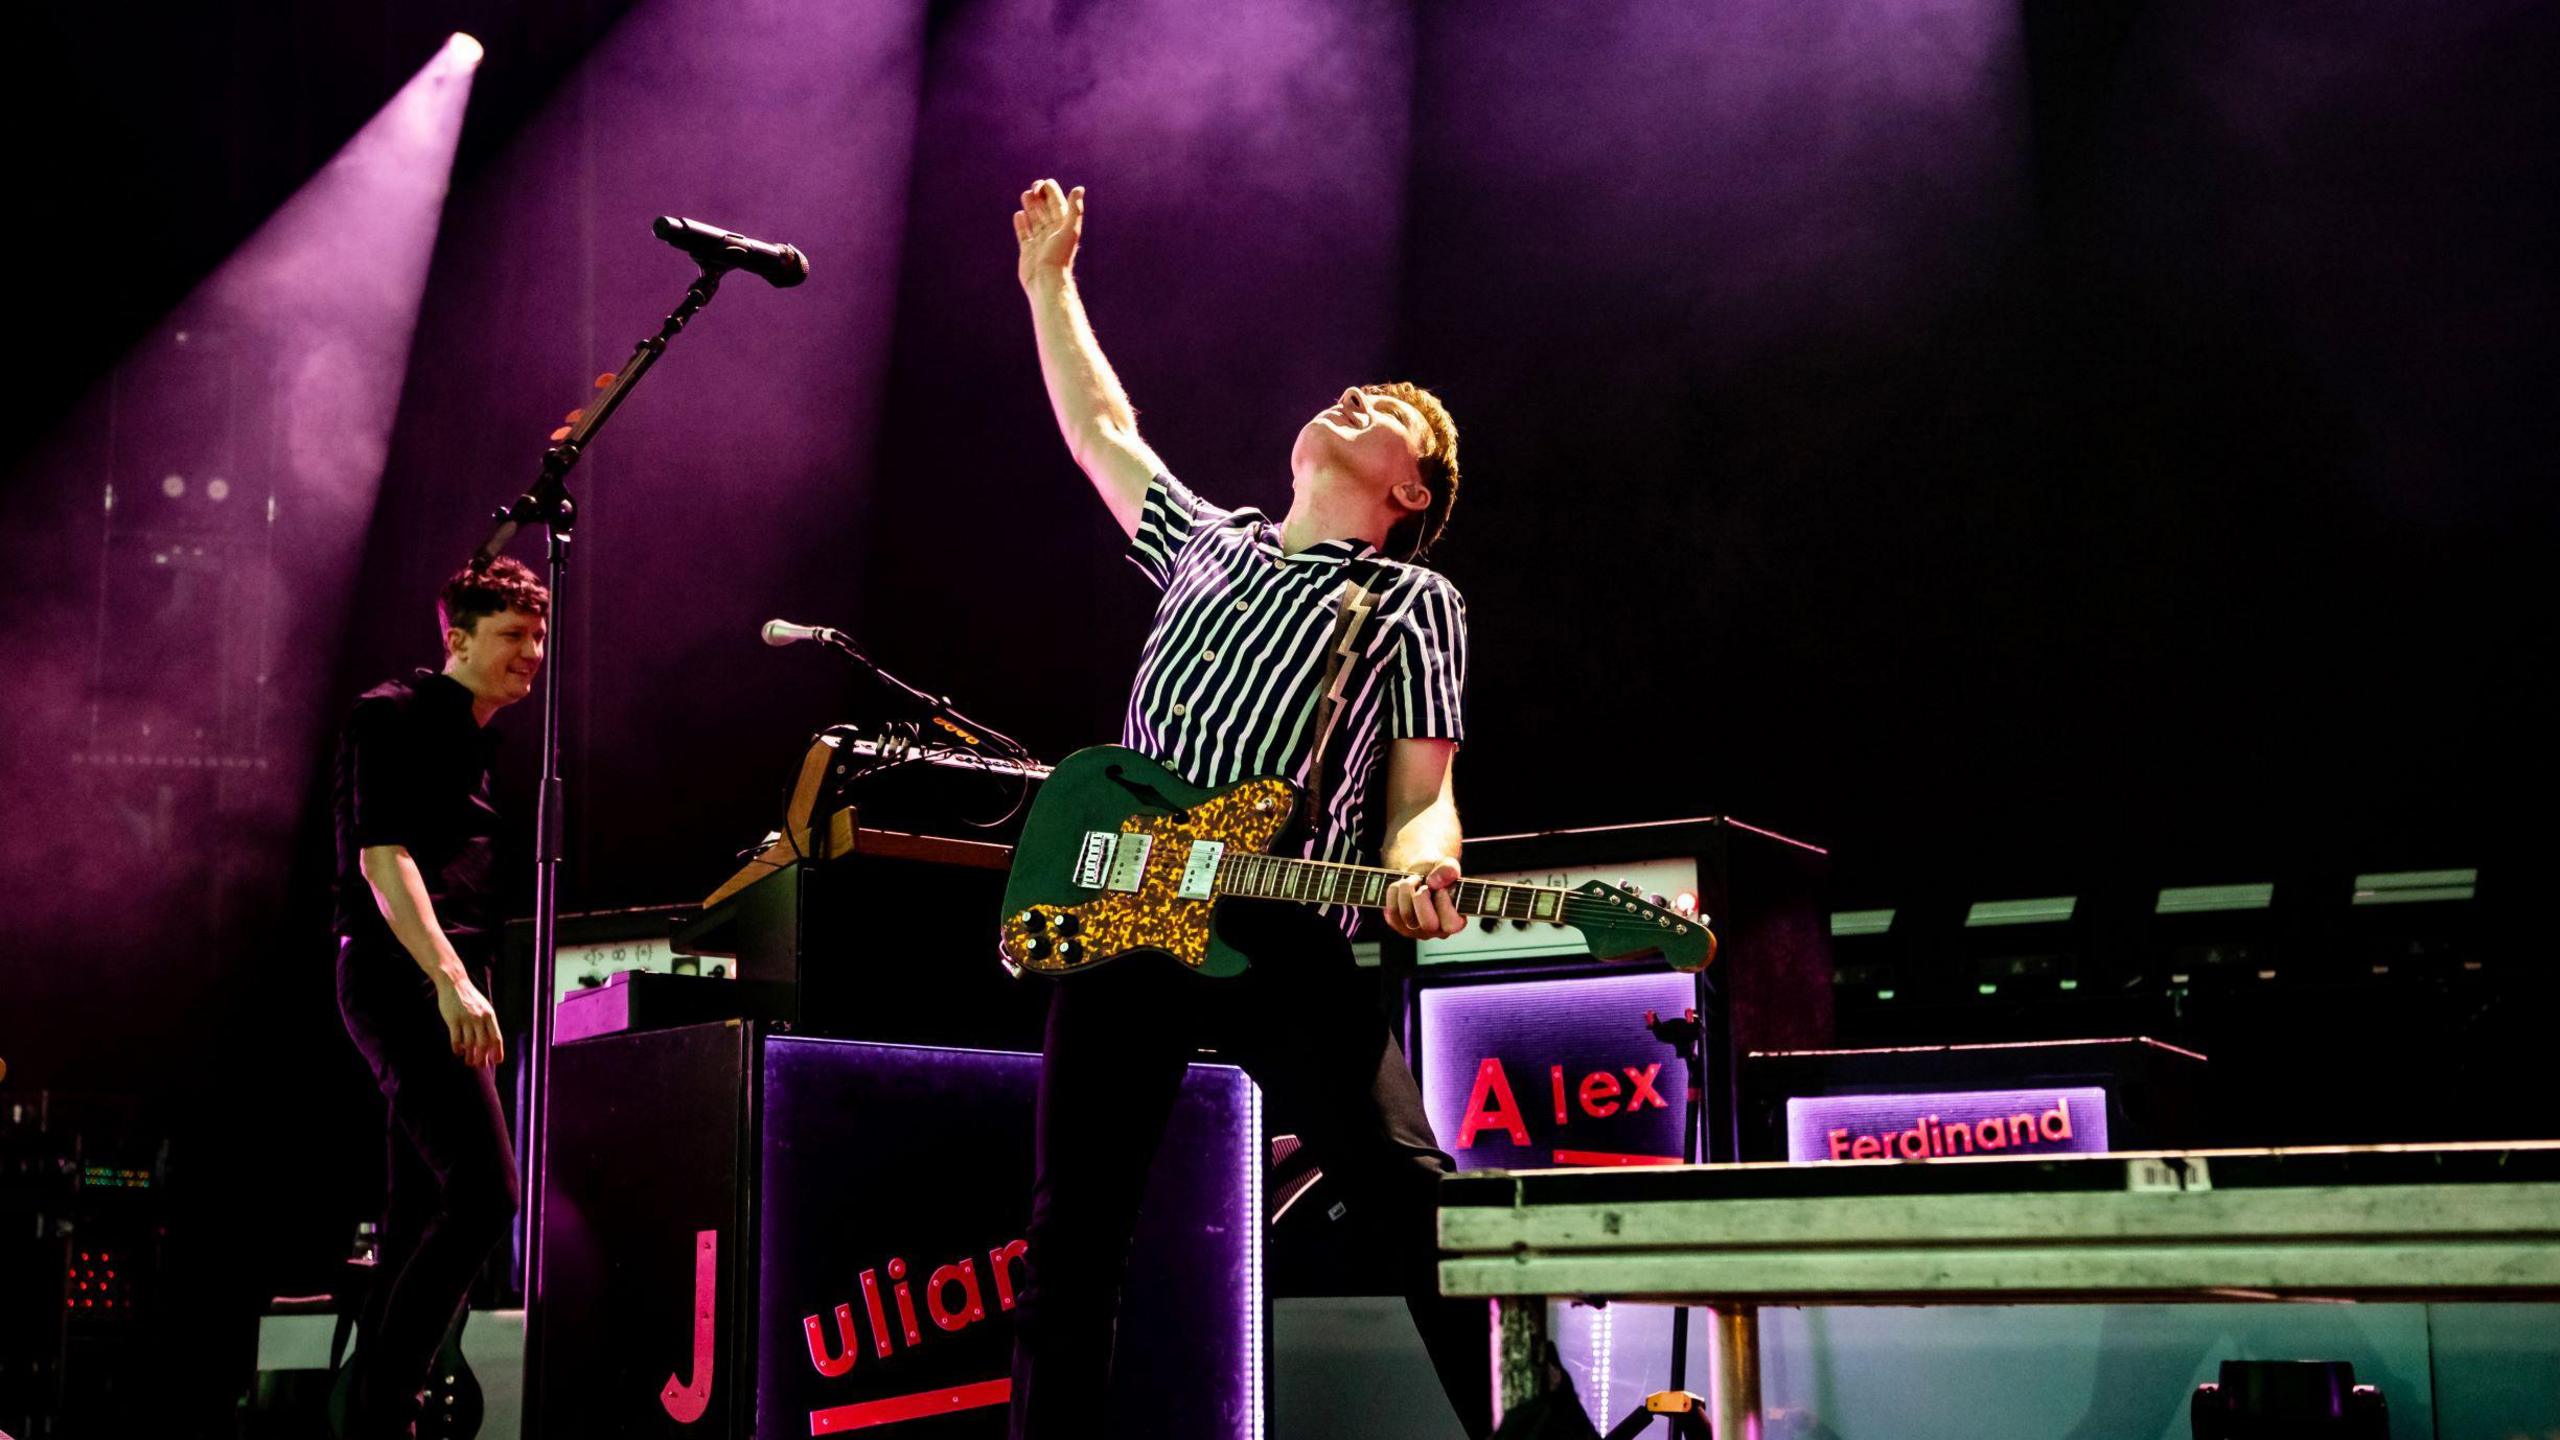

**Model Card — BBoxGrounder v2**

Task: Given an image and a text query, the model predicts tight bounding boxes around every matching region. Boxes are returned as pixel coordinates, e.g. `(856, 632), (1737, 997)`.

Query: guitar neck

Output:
(1216, 852), (1571, 924)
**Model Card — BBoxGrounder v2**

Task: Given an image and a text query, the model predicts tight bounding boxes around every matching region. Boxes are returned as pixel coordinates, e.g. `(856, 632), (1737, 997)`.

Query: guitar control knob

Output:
(1619, 879), (1640, 893)
(1015, 910), (1050, 933)
(1055, 938), (1085, 965)
(1053, 912), (1084, 938)
(1648, 893), (1668, 909)
(1478, 916), (1499, 933)
(1022, 935), (1054, 961)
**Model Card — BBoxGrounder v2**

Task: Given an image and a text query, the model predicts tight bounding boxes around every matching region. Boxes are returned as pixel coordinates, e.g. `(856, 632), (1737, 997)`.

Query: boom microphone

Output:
(652, 216), (810, 287)
(761, 619), (848, 648)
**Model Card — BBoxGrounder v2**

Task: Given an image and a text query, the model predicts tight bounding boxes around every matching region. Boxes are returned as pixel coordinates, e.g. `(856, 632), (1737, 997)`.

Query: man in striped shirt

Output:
(1007, 178), (1489, 1438)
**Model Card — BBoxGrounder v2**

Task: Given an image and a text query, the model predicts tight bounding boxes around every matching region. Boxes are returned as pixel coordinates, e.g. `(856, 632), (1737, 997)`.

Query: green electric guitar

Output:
(997, 745), (1715, 979)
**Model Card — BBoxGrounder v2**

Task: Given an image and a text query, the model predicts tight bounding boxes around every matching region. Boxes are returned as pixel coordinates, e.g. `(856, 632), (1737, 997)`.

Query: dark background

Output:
(1, 0), (2553, 1430)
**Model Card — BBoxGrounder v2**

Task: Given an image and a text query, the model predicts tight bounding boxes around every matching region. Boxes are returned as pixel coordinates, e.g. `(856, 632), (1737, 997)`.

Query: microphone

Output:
(762, 619), (848, 648)
(652, 216), (810, 288)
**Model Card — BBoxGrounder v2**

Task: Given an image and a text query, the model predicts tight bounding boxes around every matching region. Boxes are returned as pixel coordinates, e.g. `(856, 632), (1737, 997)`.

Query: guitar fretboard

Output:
(1215, 853), (1567, 922)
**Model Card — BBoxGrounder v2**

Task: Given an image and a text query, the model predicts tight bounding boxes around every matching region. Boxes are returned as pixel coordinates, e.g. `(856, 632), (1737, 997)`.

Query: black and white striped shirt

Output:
(1124, 473), (1467, 902)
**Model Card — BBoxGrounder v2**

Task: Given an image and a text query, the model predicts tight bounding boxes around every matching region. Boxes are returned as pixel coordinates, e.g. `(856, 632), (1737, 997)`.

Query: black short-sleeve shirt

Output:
(332, 669), (502, 957)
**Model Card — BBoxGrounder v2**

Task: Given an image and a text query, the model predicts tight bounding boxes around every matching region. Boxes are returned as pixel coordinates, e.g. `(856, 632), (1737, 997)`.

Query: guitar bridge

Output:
(1178, 840), (1226, 901)
(1075, 830), (1155, 893)
(1075, 832), (1112, 889)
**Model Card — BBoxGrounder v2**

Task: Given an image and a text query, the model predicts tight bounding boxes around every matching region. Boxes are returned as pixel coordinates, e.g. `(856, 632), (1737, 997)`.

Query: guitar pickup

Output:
(1107, 832), (1154, 892)
(1074, 832), (1112, 889)
(1178, 840), (1225, 901)
(1075, 830), (1155, 893)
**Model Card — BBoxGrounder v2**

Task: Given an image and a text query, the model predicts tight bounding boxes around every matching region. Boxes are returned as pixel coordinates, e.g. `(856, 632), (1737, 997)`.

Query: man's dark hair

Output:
(1365, 381), (1460, 562)
(438, 557), (550, 638)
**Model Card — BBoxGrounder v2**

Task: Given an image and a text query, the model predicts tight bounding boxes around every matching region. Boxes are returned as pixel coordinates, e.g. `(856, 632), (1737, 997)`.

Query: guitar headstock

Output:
(1567, 881), (1716, 972)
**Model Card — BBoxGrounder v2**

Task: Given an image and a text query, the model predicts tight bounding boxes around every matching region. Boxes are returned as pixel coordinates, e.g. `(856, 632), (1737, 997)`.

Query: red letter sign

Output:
(1457, 1058), (1532, 1147)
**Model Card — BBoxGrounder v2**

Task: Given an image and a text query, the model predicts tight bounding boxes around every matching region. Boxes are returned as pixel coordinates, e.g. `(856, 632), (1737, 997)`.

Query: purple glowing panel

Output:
(1786, 1086), (2110, 1163)
(756, 1038), (1259, 1438)
(1418, 971), (1700, 1172)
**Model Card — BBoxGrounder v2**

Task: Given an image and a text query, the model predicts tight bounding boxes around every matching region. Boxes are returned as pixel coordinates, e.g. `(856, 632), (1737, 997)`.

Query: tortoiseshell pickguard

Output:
(1007, 776), (1295, 975)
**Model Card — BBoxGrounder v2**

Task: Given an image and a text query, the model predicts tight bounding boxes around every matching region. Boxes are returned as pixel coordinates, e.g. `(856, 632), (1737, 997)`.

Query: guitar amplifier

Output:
(502, 904), (707, 1006)
(674, 824), (1048, 1051)
(1402, 816), (1830, 1164)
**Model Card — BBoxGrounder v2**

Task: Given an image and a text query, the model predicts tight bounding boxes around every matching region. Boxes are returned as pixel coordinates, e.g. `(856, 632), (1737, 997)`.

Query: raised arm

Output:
(1014, 178), (1163, 537)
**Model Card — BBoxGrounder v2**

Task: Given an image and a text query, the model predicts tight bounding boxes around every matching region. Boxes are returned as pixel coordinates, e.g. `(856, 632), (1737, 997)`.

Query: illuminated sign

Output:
(1419, 970), (1700, 1170)
(1785, 1086), (2109, 1162)
(755, 1039), (1260, 1437)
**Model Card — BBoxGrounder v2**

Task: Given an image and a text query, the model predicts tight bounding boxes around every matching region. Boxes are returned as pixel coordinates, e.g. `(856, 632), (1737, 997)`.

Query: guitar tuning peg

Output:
(564, 408), (585, 424)
(594, 372), (617, 389)
(549, 426), (573, 442)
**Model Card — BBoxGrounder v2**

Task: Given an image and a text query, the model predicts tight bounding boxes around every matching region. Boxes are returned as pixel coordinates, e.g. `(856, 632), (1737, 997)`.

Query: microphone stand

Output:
(471, 262), (726, 1424)
(806, 629), (1031, 764)
(1599, 997), (1717, 1440)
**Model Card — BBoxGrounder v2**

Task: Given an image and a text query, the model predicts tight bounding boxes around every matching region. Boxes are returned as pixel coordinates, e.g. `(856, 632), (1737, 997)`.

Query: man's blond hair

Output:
(1363, 381), (1459, 561)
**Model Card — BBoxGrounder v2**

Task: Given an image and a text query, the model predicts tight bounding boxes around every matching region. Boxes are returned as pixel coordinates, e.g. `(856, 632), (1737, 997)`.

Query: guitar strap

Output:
(1302, 563), (1381, 830)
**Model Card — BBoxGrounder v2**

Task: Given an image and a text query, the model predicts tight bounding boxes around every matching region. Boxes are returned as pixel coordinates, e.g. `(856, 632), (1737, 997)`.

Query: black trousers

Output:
(334, 939), (520, 1438)
(1007, 901), (1491, 1439)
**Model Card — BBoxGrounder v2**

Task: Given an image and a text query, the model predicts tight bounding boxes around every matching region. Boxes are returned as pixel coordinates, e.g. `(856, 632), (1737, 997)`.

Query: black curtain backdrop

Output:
(3, 0), (2554, 1416)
